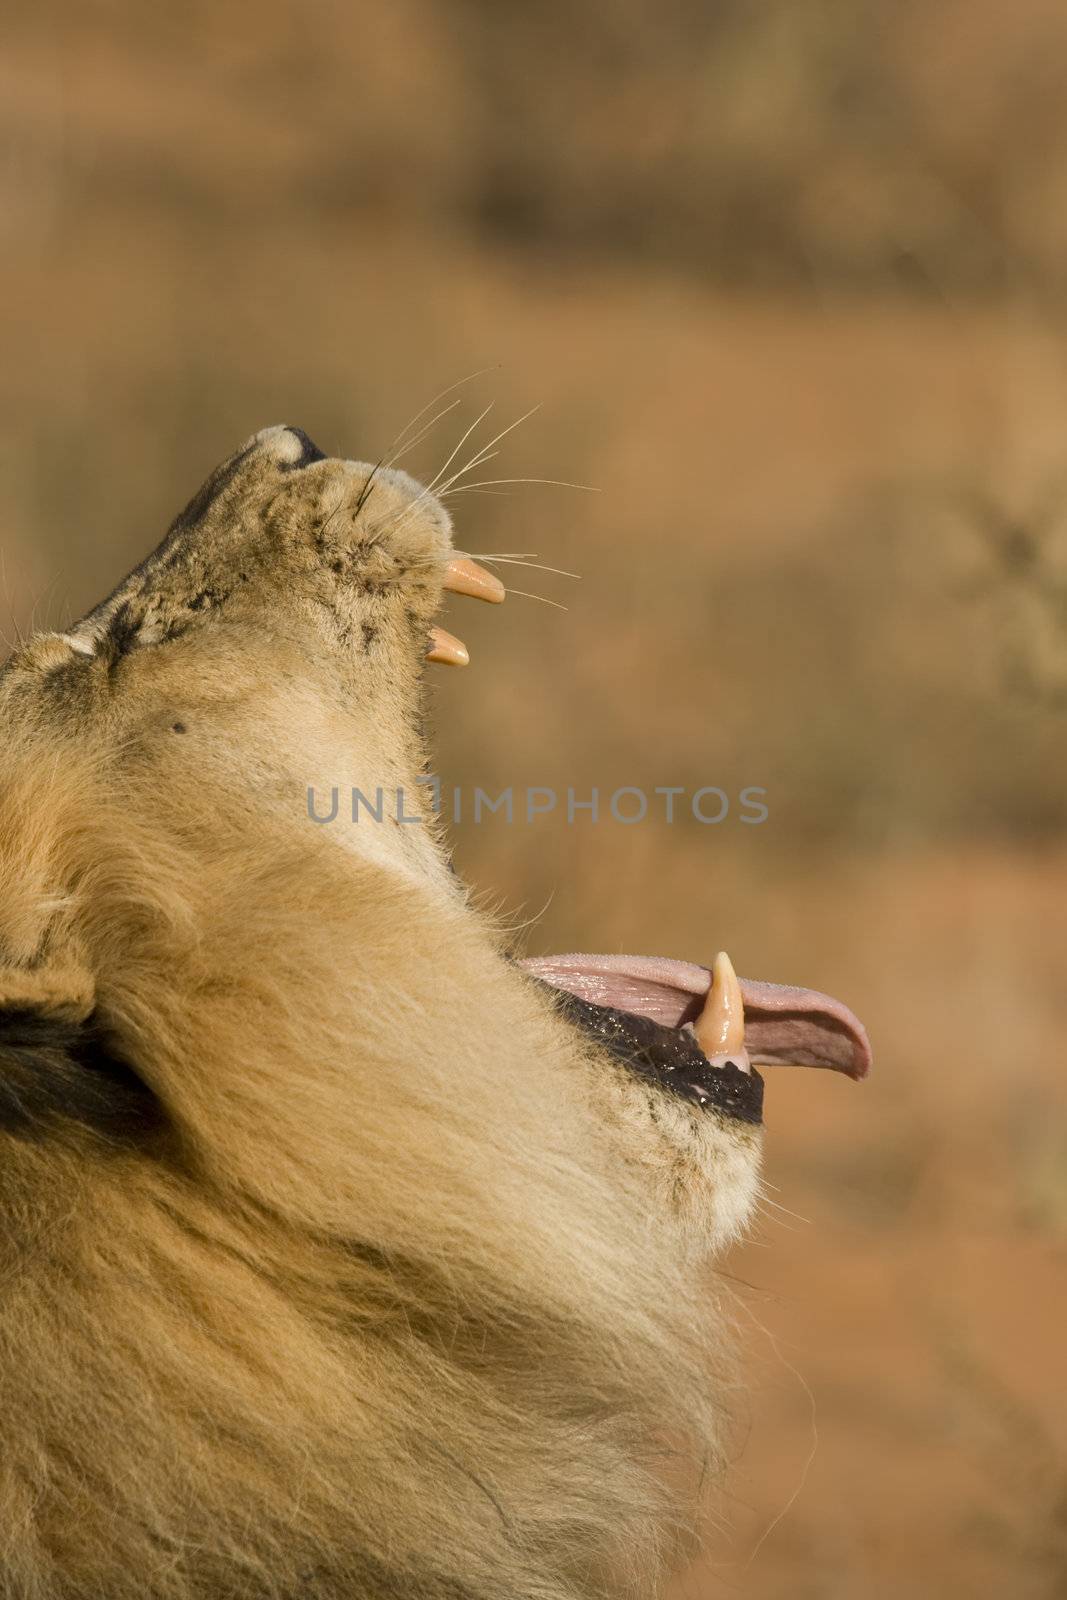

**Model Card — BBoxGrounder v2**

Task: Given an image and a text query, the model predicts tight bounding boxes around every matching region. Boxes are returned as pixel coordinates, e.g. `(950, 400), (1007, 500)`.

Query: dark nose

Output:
(279, 427), (327, 472)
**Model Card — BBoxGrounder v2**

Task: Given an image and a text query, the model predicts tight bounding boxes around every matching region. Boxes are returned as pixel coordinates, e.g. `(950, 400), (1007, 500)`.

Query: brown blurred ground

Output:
(3, 4), (1067, 1596)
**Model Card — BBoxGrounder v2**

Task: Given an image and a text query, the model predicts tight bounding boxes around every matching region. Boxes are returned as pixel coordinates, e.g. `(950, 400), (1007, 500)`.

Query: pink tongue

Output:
(519, 953), (871, 1080)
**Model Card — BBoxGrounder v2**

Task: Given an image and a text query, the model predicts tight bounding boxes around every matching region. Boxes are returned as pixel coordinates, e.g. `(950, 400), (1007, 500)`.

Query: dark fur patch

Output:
(187, 588), (226, 612)
(278, 427), (328, 472)
(548, 987), (764, 1125)
(0, 1007), (163, 1145)
(75, 442), (258, 639)
(169, 445), (255, 535)
(105, 601), (141, 657)
(159, 619), (189, 645)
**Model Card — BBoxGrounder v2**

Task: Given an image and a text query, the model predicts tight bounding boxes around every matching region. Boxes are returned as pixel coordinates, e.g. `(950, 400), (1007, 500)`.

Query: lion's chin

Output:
(520, 948), (869, 1249)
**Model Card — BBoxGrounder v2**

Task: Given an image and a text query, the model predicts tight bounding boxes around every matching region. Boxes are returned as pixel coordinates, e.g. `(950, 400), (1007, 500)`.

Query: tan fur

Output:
(0, 427), (762, 1599)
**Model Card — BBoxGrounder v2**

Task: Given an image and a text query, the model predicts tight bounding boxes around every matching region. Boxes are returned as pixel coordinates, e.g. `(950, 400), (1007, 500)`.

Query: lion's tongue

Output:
(519, 953), (871, 1080)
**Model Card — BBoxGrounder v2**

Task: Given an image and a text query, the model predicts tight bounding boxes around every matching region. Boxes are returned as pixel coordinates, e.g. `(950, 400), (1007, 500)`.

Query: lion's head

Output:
(0, 426), (869, 1599)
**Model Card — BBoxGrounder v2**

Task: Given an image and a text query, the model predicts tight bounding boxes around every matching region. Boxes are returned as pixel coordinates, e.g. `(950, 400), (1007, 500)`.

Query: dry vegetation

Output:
(2, 3), (1066, 1596)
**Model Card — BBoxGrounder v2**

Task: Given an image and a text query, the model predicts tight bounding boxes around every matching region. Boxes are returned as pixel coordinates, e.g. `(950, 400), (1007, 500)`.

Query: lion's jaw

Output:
(0, 425), (863, 1599)
(1, 423), (769, 1250)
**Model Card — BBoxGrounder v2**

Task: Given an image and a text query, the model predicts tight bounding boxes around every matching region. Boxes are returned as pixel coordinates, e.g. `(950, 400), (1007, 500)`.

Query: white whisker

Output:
(438, 406), (541, 492)
(426, 404), (496, 494)
(442, 477), (597, 495)
(439, 487), (515, 498)
(468, 555), (581, 580)
(501, 587), (568, 611)
(386, 368), (499, 459)
(430, 450), (501, 501)
(385, 412), (496, 544)
(386, 398), (463, 469)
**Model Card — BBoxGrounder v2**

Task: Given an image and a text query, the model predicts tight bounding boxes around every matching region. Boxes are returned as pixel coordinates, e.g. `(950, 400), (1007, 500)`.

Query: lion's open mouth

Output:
(521, 952), (871, 1124)
(422, 480), (870, 1120)
(429, 545), (872, 1126)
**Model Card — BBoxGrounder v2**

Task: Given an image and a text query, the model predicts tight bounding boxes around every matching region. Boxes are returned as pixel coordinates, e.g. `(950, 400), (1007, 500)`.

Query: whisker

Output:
(500, 587), (568, 611)
(442, 476), (597, 495)
(757, 1195), (812, 1227)
(438, 405), (541, 492)
(383, 416), (493, 544)
(27, 572), (68, 637)
(354, 461), (382, 514)
(498, 889), (557, 939)
(319, 494), (348, 536)
(386, 368), (499, 460)
(467, 555), (581, 580)
(344, 399), (471, 522)
(439, 486), (515, 498)
(433, 451), (500, 498)
(361, 372), (499, 522)
(386, 398), (463, 470)
(0, 554), (19, 655)
(736, 1296), (820, 1570)
(426, 404), (496, 494)
(386, 446), (500, 552)
(753, 1203), (804, 1235)
(387, 446), (503, 539)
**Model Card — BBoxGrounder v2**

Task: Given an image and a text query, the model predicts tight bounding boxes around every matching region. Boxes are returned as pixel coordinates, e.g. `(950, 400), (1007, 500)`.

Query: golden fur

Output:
(0, 427), (761, 1599)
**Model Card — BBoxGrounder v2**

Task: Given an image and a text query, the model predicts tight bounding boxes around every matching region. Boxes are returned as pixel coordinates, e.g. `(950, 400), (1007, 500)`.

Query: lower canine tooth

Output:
(695, 950), (751, 1072)
(426, 626), (470, 667)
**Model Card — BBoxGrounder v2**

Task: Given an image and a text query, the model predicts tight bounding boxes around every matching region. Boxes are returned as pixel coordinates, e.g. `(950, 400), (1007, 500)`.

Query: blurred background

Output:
(3, 2), (1067, 1594)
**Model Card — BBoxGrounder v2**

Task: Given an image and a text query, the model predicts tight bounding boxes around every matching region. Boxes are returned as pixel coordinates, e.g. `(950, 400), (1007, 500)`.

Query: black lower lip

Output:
(543, 986), (764, 1126)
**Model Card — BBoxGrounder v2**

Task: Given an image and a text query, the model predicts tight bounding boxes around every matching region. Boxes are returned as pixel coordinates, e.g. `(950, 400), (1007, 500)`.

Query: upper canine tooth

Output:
(695, 950), (749, 1069)
(443, 556), (506, 604)
(426, 626), (470, 667)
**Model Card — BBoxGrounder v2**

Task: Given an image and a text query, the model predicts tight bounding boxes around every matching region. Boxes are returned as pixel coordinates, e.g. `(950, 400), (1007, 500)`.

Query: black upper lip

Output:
(539, 984), (764, 1125)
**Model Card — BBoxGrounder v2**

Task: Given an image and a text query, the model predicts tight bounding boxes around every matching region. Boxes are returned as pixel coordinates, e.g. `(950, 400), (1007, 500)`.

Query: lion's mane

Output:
(0, 734), (732, 1600)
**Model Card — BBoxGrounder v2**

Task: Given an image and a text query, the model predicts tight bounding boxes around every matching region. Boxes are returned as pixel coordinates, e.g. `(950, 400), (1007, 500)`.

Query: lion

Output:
(0, 425), (870, 1600)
